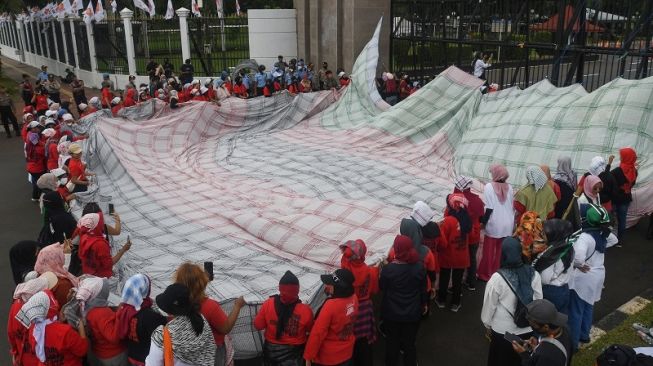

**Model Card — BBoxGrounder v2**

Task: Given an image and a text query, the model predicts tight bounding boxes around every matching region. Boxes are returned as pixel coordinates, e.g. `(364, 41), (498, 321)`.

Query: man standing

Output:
(511, 299), (572, 366)
(44, 74), (62, 104)
(322, 70), (340, 90)
(318, 61), (329, 90)
(70, 76), (87, 110)
(20, 74), (34, 106)
(36, 66), (49, 82)
(180, 59), (194, 85)
(0, 87), (20, 138)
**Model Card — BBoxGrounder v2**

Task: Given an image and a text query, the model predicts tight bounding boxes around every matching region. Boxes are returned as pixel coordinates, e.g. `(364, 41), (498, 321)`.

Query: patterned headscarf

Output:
(339, 239), (367, 263)
(411, 201), (434, 227)
(553, 156), (577, 189)
(77, 213), (100, 232)
(15, 290), (59, 362)
(525, 166), (549, 191)
(454, 175), (473, 191)
(116, 274), (154, 338)
(13, 276), (51, 302)
(34, 243), (79, 286)
(589, 156), (607, 176)
(513, 211), (547, 262)
(489, 164), (510, 203)
(76, 277), (108, 314)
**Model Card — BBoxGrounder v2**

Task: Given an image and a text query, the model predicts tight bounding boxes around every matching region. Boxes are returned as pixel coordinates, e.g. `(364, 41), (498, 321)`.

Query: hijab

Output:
(454, 175), (473, 191)
(15, 290), (59, 362)
(392, 235), (419, 264)
(526, 166), (549, 191)
(445, 193), (472, 244)
(499, 237), (536, 304)
(76, 277), (109, 315)
(34, 243), (78, 286)
(10, 240), (39, 285)
(513, 211), (546, 262)
(489, 163), (510, 203)
(340, 239), (372, 289)
(274, 271), (301, 340)
(583, 175), (602, 202)
(619, 148), (637, 193)
(13, 276), (52, 302)
(37, 173), (58, 192)
(411, 201), (434, 227)
(117, 274), (153, 338)
(553, 156), (577, 189)
(589, 156), (607, 176)
(42, 191), (76, 244)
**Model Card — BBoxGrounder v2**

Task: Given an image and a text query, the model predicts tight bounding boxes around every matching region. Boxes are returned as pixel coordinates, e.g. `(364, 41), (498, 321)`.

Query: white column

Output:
(85, 21), (98, 72)
(69, 18), (80, 68)
(120, 8), (137, 76)
(52, 20), (60, 62)
(16, 19), (27, 62)
(59, 18), (69, 65)
(176, 8), (191, 63)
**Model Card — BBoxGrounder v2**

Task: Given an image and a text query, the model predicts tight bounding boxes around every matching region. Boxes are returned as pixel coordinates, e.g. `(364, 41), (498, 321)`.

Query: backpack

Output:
(596, 344), (653, 366)
(497, 270), (530, 328)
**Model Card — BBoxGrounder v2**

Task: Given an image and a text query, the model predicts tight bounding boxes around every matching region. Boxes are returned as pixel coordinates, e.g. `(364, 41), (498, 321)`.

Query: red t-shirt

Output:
(68, 158), (87, 183)
(111, 105), (123, 117)
(253, 297), (314, 345)
(29, 322), (88, 366)
(233, 84), (248, 98)
(263, 86), (272, 97)
(26, 142), (46, 174)
(101, 88), (113, 108)
(35, 94), (49, 112)
(224, 82), (233, 93)
(57, 186), (71, 201)
(288, 84), (298, 94)
(437, 215), (470, 269)
(200, 298), (228, 346)
(303, 295), (358, 365)
(207, 88), (216, 100)
(8, 299), (40, 366)
(47, 142), (59, 170)
(340, 78), (350, 87)
(87, 307), (126, 359)
(124, 89), (137, 107)
(80, 235), (113, 278)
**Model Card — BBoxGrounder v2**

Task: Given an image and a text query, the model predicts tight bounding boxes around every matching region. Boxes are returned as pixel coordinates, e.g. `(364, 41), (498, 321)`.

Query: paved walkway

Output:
(0, 56), (652, 366)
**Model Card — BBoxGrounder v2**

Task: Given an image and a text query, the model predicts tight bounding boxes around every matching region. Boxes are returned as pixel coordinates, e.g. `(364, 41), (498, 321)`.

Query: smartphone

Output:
(108, 203), (115, 214)
(204, 261), (214, 281)
(504, 332), (525, 345)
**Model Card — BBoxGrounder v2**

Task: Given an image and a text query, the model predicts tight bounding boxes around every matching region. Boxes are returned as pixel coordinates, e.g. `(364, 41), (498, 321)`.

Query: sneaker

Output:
(465, 283), (476, 291)
(434, 298), (446, 309)
(450, 304), (462, 312)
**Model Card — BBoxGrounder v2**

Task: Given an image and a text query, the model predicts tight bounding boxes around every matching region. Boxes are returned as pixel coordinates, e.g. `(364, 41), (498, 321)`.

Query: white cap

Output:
(89, 96), (99, 104)
(51, 167), (66, 177)
(192, 79), (200, 85)
(191, 88), (199, 96)
(204, 79), (212, 86)
(49, 103), (60, 110)
(62, 113), (74, 121)
(111, 97), (121, 105)
(44, 118), (56, 126)
(78, 103), (88, 111)
(45, 110), (57, 117)
(42, 128), (56, 138)
(338, 71), (345, 78)
(200, 86), (208, 94)
(27, 121), (40, 129)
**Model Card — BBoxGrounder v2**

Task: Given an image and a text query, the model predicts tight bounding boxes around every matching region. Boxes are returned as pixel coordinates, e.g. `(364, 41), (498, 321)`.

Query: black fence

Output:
(391, 0), (653, 92)
(45, 22), (56, 59)
(132, 17), (184, 76)
(54, 21), (66, 63)
(64, 21), (76, 68)
(73, 20), (92, 71)
(95, 20), (129, 74)
(188, 16), (250, 76)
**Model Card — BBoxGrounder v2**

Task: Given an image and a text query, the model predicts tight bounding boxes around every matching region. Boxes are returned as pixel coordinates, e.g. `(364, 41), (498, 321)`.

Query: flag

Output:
(215, 0), (223, 17)
(72, 0), (83, 11)
(191, 0), (201, 17)
(94, 0), (105, 21)
(110, 0), (117, 13)
(62, 0), (72, 14)
(56, 2), (66, 18)
(235, 0), (240, 16)
(83, 0), (94, 24)
(165, 0), (174, 19)
(133, 0), (150, 13)
(147, 0), (156, 16)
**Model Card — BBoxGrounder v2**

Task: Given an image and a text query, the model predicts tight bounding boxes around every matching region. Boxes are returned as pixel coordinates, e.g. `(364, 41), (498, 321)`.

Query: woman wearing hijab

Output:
(576, 175), (603, 222)
(36, 173), (58, 209)
(116, 274), (166, 366)
(146, 283), (217, 366)
(512, 211), (547, 263)
(514, 166), (558, 221)
(568, 204), (618, 350)
(435, 193), (472, 312)
(339, 240), (378, 365)
(34, 242), (78, 307)
(78, 213), (131, 278)
(553, 157), (577, 220)
(7, 273), (58, 366)
(16, 290), (88, 365)
(26, 123), (47, 201)
(400, 201), (435, 261)
(481, 238), (543, 366)
(39, 191), (77, 247)
(478, 164), (515, 282)
(9, 240), (40, 285)
(579, 156), (617, 211)
(453, 175), (485, 291)
(380, 235), (426, 366)
(77, 277), (129, 366)
(304, 268), (358, 366)
(254, 271), (314, 366)
(68, 143), (92, 193)
(611, 147), (638, 240)
(534, 219), (575, 314)
(174, 262), (246, 366)
(540, 165), (561, 201)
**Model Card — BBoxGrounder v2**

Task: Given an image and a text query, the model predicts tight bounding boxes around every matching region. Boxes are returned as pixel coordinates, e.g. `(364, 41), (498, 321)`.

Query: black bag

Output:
(596, 344), (653, 366)
(497, 271), (530, 328)
(262, 342), (304, 366)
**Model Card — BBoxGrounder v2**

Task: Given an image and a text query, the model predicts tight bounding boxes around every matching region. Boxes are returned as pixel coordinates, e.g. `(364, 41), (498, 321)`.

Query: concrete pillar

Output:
(16, 19), (27, 62)
(52, 20), (60, 62)
(69, 18), (80, 68)
(120, 8), (137, 76)
(59, 18), (70, 65)
(176, 8), (191, 63)
(85, 21), (98, 72)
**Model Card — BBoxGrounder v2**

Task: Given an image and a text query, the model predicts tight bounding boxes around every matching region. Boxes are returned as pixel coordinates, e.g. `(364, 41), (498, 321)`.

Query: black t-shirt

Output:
(127, 308), (167, 363)
(520, 327), (573, 366)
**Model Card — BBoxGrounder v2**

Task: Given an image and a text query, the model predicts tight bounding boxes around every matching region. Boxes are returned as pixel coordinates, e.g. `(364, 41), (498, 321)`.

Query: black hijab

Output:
(10, 241), (39, 285)
(42, 191), (77, 244)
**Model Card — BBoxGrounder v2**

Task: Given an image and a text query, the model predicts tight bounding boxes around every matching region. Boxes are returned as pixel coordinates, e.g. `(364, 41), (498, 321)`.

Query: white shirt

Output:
(483, 183), (515, 238)
(145, 343), (195, 366)
(540, 259), (571, 287)
(481, 270), (543, 335)
(473, 59), (491, 77)
(568, 232), (617, 304)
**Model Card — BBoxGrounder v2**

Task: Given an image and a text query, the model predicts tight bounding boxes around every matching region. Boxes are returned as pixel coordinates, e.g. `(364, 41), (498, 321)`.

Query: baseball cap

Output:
(587, 204), (610, 226)
(320, 268), (355, 290)
(68, 143), (82, 154)
(526, 299), (568, 327)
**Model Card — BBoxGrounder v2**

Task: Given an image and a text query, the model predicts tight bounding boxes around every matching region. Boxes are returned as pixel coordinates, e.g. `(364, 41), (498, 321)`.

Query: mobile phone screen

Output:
(108, 203), (115, 214)
(503, 332), (524, 345)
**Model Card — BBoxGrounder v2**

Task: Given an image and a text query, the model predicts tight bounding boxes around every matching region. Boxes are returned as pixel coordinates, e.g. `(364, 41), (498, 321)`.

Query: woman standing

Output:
(553, 157), (577, 220)
(452, 175), (484, 291)
(477, 164), (515, 281)
(174, 262), (246, 366)
(26, 124), (46, 202)
(611, 148), (638, 240)
(34, 242), (79, 307)
(77, 213), (131, 278)
(67, 143), (92, 193)
(481, 238), (543, 366)
(40, 191), (77, 246)
(514, 166), (558, 221)
(254, 271), (314, 366)
(146, 284), (217, 365)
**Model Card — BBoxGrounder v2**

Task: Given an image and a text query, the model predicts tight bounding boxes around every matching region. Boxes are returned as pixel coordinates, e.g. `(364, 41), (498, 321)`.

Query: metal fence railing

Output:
(73, 20), (92, 71)
(54, 21), (66, 63)
(188, 16), (250, 76)
(64, 21), (76, 68)
(391, 0), (653, 92)
(132, 17), (184, 76)
(94, 20), (129, 75)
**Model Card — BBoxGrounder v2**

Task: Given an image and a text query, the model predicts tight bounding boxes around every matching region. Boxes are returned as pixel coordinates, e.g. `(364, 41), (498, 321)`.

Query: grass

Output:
(572, 301), (653, 366)
(0, 72), (18, 95)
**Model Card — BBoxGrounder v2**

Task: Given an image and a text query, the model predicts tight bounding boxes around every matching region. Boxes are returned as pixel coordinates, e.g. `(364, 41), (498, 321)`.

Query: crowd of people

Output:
(3, 57), (650, 366)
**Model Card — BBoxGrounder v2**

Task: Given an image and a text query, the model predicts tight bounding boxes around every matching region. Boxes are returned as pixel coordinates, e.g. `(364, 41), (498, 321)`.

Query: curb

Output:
(583, 287), (653, 348)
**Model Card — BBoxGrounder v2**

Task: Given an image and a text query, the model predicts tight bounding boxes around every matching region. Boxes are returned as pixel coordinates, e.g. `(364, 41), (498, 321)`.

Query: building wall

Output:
(248, 9), (298, 70)
(294, 0), (390, 74)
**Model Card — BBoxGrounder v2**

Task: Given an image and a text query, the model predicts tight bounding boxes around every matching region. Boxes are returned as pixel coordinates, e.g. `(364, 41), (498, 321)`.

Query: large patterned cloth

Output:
(69, 19), (652, 358)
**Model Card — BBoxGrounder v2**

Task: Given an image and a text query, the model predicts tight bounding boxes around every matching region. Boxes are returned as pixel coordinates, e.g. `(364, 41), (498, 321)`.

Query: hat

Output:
(44, 119), (56, 127)
(387, 73), (395, 80)
(51, 168), (66, 178)
(204, 79), (212, 86)
(587, 204), (610, 226)
(155, 283), (191, 316)
(42, 128), (56, 138)
(68, 143), (82, 154)
(279, 270), (299, 286)
(111, 97), (121, 105)
(338, 71), (345, 78)
(62, 113), (74, 122)
(200, 86), (208, 94)
(192, 79), (200, 85)
(45, 110), (57, 117)
(526, 299), (568, 327)
(27, 121), (40, 129)
(89, 96), (99, 104)
(320, 268), (354, 289)
(39, 271), (58, 289)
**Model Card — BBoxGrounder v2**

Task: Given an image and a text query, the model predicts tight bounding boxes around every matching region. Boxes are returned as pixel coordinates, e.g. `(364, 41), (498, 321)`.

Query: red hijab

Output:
(340, 239), (372, 293)
(392, 235), (419, 264)
(619, 147), (637, 193)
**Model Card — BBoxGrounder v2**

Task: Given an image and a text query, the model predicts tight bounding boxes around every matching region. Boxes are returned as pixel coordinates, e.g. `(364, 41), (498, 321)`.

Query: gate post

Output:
(86, 20), (98, 72)
(59, 17), (70, 65)
(69, 18), (80, 69)
(176, 8), (191, 63)
(120, 8), (137, 76)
